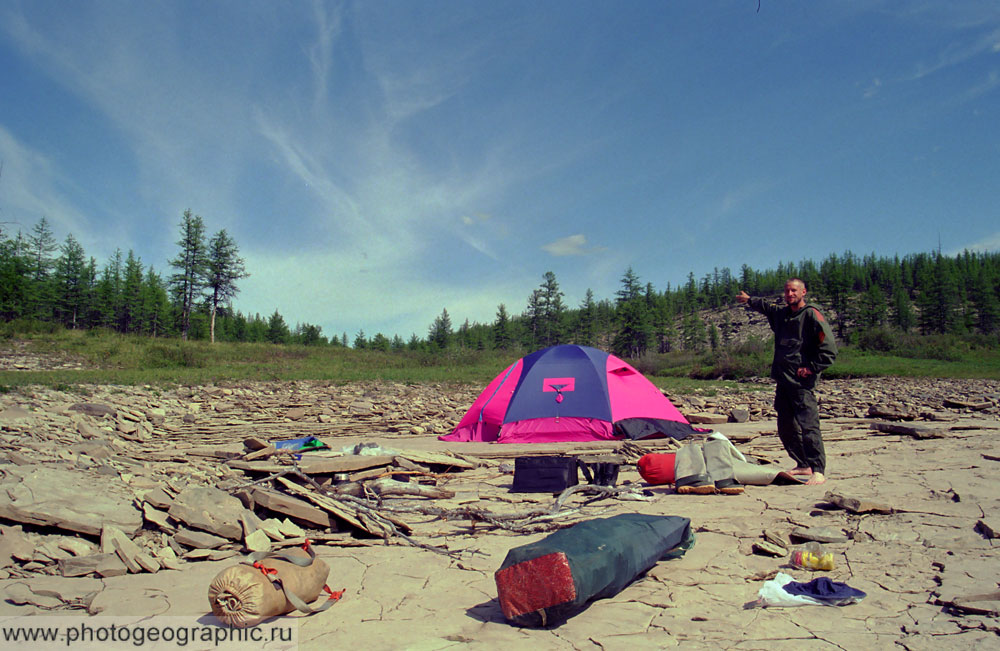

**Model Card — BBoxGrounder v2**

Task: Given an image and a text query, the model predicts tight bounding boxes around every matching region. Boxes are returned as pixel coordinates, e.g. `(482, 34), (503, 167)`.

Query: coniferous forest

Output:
(2, 214), (999, 364)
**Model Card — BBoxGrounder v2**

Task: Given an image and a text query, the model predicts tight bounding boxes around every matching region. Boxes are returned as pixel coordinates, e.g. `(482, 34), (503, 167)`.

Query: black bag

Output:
(579, 461), (620, 487)
(511, 456), (621, 493)
(495, 514), (694, 627)
(510, 456), (579, 493)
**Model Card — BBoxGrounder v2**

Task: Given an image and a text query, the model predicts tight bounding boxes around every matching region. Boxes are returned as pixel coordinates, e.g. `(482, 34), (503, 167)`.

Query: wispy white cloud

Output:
(542, 234), (605, 257)
(863, 77), (883, 99)
(903, 26), (1000, 81)
(957, 69), (1000, 104)
(948, 232), (1000, 255)
(0, 3), (256, 239)
(0, 126), (88, 242)
(307, 0), (342, 114)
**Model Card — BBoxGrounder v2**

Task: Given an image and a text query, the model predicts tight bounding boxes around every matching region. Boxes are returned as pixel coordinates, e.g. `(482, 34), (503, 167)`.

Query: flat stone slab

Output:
(68, 403), (117, 418)
(870, 422), (948, 439)
(168, 486), (246, 540)
(824, 491), (895, 514)
(0, 407), (33, 423)
(790, 526), (850, 544)
(173, 527), (229, 550)
(686, 412), (729, 425)
(0, 465), (142, 536)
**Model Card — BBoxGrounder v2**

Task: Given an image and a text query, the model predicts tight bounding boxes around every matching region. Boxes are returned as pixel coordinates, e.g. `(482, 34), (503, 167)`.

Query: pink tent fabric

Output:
(605, 359), (688, 423)
(441, 345), (697, 444)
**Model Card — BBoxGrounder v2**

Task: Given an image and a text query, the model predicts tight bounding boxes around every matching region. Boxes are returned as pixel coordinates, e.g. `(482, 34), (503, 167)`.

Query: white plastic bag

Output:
(755, 572), (825, 607)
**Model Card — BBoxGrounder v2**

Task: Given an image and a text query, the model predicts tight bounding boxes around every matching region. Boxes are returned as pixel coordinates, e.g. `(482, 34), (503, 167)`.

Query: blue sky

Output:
(1, 1), (998, 341)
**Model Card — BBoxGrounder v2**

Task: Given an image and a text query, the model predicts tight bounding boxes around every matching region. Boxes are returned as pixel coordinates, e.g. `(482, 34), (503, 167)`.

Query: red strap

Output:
(324, 586), (345, 601)
(302, 538), (312, 552)
(252, 561), (278, 576)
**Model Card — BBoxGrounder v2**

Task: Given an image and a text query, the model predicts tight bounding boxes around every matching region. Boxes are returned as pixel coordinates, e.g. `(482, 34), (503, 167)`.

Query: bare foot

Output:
(804, 472), (826, 485)
(788, 467), (813, 476)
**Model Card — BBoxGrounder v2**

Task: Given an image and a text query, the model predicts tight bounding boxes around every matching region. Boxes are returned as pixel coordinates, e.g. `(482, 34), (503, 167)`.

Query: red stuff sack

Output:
(637, 453), (676, 485)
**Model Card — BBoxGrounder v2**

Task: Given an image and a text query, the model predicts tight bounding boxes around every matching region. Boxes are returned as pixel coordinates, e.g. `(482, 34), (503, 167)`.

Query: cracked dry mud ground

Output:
(285, 412), (1000, 651)
(0, 378), (998, 650)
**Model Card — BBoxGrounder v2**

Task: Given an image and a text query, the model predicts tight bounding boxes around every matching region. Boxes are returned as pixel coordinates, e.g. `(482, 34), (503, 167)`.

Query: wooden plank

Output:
(249, 488), (337, 529)
(227, 455), (395, 475)
(394, 450), (476, 470)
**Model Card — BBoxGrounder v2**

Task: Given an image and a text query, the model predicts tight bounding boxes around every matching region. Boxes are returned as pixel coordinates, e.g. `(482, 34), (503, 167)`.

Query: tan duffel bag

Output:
(208, 540), (341, 628)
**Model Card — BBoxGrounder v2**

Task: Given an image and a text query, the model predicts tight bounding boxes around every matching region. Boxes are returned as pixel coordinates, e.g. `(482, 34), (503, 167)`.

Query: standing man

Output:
(737, 279), (837, 485)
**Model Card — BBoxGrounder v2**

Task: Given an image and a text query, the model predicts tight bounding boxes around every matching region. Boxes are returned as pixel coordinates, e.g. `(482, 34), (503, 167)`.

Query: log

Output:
(369, 478), (455, 500)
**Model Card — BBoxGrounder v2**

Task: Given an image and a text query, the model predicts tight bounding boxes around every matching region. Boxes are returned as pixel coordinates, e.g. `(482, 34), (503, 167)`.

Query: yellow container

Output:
(791, 550), (835, 571)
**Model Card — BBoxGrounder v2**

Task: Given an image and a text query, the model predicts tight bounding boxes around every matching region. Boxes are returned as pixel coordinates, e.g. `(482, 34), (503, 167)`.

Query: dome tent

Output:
(441, 344), (703, 444)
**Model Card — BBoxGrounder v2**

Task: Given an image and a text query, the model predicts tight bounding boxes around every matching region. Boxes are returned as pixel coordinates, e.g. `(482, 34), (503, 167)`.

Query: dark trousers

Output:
(774, 383), (826, 474)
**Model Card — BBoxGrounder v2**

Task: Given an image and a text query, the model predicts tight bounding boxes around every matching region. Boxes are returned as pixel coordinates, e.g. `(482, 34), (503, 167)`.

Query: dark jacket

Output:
(746, 297), (837, 388)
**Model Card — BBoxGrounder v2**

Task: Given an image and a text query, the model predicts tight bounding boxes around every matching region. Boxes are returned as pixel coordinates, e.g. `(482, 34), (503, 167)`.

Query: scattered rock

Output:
(752, 541), (787, 557)
(173, 528), (229, 550)
(68, 403), (117, 418)
(0, 466), (142, 536)
(168, 486), (246, 540)
(790, 526), (849, 544)
(728, 408), (750, 423)
(143, 487), (175, 511)
(824, 491), (894, 515)
(686, 413), (729, 425)
(975, 519), (999, 539)
(871, 422), (948, 439)
(101, 525), (144, 573)
(245, 529), (272, 553)
(95, 554), (128, 578)
(59, 554), (113, 578)
(5, 582), (64, 609)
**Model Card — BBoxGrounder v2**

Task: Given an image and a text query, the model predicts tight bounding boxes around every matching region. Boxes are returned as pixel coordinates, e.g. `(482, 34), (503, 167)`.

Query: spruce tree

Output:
(94, 250), (123, 330)
(857, 282), (887, 329)
(120, 251), (144, 332)
(53, 234), (88, 328)
(681, 311), (707, 352)
(0, 231), (31, 320)
(575, 289), (598, 347)
(266, 310), (290, 344)
(26, 218), (58, 320)
(890, 285), (915, 333)
(492, 303), (511, 350)
(971, 266), (1000, 334)
(428, 308), (452, 350)
(537, 271), (566, 347)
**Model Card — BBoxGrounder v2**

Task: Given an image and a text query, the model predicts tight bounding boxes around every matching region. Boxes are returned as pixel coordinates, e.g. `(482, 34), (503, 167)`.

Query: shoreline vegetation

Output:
(1, 326), (997, 394)
(4, 228), (999, 391)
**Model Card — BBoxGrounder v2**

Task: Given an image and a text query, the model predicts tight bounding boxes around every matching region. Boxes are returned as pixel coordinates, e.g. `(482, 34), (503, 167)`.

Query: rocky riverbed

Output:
(1, 372), (998, 648)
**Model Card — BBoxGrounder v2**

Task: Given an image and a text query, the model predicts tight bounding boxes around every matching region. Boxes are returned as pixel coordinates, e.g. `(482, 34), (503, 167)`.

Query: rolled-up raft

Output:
(494, 513), (694, 627)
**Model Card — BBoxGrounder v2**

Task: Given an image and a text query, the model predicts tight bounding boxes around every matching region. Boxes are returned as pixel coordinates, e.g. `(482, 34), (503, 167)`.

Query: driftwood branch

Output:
(225, 461), (655, 548)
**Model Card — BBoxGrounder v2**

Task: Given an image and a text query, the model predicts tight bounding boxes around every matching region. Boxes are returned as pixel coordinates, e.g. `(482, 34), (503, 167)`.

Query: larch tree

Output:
(169, 210), (208, 340)
(205, 229), (249, 343)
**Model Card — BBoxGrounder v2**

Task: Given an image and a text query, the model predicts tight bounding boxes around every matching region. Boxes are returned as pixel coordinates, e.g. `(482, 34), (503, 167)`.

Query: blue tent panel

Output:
(503, 345), (613, 423)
